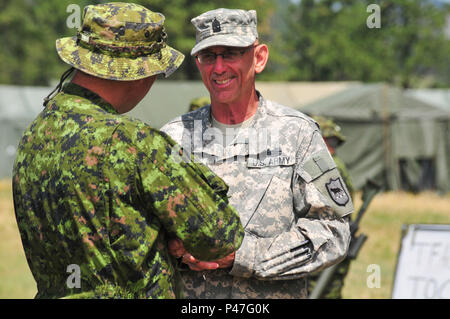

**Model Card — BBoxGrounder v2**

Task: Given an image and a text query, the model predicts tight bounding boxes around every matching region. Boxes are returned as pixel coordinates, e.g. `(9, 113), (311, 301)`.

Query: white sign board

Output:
(392, 224), (450, 299)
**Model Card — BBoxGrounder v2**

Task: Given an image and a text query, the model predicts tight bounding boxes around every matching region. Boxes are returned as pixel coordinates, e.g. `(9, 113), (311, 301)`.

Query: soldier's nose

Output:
(212, 56), (227, 73)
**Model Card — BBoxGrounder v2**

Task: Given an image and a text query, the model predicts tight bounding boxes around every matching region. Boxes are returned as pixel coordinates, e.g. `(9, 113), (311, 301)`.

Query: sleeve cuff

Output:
(229, 232), (256, 278)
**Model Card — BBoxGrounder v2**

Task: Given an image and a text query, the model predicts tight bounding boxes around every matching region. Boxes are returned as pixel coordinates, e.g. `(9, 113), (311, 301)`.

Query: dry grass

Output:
(342, 191), (450, 299)
(1, 179), (449, 299)
(0, 179), (36, 298)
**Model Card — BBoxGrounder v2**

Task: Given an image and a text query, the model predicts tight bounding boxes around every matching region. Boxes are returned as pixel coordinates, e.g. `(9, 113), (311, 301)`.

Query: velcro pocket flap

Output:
(296, 149), (336, 182)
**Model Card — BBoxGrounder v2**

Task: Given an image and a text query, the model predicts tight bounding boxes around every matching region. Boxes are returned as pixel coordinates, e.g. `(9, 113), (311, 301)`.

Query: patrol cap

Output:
(190, 8), (258, 56)
(56, 2), (184, 80)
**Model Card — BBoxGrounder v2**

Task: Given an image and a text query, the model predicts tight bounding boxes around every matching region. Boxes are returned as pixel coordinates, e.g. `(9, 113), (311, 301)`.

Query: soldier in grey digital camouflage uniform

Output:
(12, 3), (244, 299)
(161, 8), (353, 298)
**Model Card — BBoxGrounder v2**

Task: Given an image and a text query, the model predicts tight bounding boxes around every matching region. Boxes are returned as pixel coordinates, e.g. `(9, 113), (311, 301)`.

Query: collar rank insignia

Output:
(326, 177), (350, 206)
(212, 18), (221, 33)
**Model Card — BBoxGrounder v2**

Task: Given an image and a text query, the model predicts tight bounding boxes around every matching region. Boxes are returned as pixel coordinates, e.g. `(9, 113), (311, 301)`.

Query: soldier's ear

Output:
(254, 44), (268, 74)
(195, 55), (202, 70)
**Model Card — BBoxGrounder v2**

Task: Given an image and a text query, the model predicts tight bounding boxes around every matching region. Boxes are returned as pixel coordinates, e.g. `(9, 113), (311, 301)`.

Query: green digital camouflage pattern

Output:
(312, 115), (346, 144)
(188, 96), (210, 112)
(56, 3), (184, 80)
(12, 83), (244, 299)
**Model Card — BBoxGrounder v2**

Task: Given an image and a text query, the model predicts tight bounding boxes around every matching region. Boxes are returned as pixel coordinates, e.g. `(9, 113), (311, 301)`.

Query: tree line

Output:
(0, 0), (448, 88)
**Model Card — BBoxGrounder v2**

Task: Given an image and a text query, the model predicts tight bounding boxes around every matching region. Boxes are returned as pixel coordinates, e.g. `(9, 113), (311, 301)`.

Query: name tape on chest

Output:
(247, 155), (293, 168)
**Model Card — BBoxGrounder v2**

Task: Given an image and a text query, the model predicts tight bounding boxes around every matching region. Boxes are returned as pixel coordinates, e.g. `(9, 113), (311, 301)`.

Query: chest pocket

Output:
(243, 152), (296, 238)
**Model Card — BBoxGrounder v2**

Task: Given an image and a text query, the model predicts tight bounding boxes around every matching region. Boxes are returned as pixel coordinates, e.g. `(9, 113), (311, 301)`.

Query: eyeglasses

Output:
(195, 45), (257, 65)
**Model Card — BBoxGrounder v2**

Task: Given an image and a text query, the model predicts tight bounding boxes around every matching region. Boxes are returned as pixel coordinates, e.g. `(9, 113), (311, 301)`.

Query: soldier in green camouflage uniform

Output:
(189, 96), (211, 112)
(12, 3), (244, 299)
(311, 116), (354, 199)
(307, 116), (354, 298)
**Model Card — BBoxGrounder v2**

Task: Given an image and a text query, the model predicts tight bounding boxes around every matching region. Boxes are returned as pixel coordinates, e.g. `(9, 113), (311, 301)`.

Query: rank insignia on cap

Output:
(212, 18), (221, 33)
(326, 177), (349, 206)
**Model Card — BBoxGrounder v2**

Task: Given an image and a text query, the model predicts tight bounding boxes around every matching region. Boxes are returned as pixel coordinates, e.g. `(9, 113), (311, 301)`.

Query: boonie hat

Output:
(313, 115), (346, 145)
(56, 2), (184, 80)
(191, 8), (258, 56)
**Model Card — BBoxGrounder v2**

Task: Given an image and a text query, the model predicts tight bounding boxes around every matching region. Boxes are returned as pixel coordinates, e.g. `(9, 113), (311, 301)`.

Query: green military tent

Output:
(300, 83), (450, 194)
(406, 89), (450, 113)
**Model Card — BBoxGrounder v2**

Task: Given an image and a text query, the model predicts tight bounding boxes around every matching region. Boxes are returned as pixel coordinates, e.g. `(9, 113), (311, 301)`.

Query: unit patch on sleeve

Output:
(325, 177), (350, 206)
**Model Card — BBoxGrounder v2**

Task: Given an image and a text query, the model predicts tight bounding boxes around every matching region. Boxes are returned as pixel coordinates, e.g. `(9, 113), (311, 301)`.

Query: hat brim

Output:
(190, 34), (256, 56)
(56, 37), (184, 80)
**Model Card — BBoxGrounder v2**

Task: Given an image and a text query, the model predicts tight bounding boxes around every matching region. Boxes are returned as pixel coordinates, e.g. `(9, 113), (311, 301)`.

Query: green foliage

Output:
(0, 0), (448, 87)
(275, 0), (450, 87)
(0, 0), (274, 85)
(0, 0), (101, 85)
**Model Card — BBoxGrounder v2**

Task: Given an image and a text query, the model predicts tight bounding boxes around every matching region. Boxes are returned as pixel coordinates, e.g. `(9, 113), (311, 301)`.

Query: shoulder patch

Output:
(325, 177), (350, 206)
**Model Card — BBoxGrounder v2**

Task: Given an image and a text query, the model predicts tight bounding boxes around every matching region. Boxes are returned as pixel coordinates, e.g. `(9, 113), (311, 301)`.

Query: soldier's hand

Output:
(183, 252), (235, 270)
(213, 252), (235, 268)
(181, 253), (220, 271)
(168, 237), (219, 271)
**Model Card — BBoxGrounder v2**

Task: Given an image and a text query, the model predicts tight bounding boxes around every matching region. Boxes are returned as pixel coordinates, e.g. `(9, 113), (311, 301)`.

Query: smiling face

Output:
(195, 43), (268, 108)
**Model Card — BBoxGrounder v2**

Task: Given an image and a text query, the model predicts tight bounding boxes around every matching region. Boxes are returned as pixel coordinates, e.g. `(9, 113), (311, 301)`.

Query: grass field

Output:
(342, 190), (450, 298)
(1, 178), (449, 299)
(0, 179), (36, 298)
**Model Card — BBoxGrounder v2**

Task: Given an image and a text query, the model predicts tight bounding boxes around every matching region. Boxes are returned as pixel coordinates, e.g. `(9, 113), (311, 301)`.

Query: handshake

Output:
(169, 237), (235, 271)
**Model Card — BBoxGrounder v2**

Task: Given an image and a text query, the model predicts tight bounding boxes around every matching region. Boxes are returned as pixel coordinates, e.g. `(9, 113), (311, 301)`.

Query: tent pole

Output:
(381, 84), (395, 190)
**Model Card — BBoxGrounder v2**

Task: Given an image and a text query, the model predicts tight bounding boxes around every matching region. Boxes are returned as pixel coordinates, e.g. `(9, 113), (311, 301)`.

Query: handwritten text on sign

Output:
(392, 224), (450, 299)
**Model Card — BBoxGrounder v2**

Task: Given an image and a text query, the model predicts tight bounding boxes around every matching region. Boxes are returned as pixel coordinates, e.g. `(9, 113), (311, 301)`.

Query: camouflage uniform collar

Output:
(254, 90), (266, 122)
(61, 82), (119, 115)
